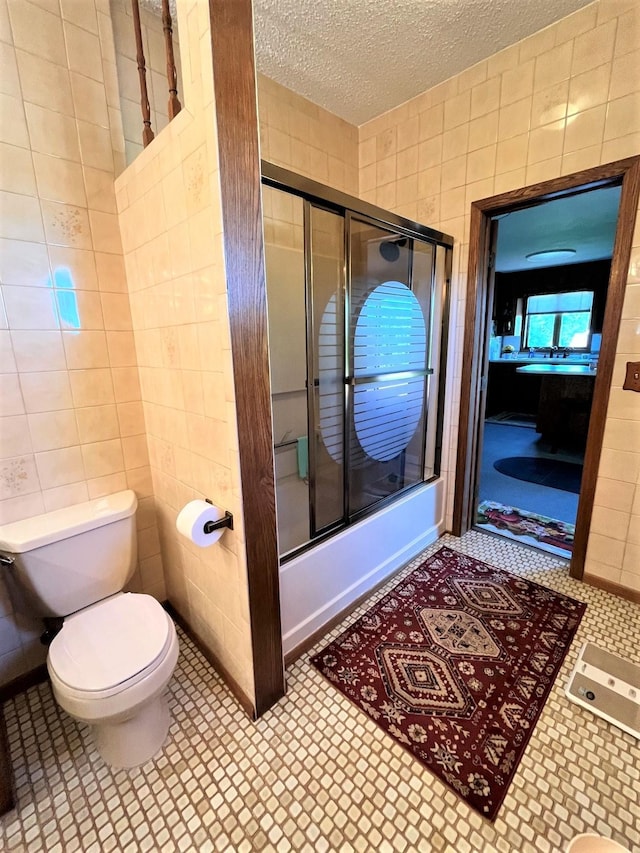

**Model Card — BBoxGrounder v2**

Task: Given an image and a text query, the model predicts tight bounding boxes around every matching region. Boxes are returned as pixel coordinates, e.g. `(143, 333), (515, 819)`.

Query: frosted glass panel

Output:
(348, 218), (430, 515)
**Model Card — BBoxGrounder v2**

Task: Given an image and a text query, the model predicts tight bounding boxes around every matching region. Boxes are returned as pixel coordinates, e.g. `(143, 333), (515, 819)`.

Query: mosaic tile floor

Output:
(1, 532), (639, 853)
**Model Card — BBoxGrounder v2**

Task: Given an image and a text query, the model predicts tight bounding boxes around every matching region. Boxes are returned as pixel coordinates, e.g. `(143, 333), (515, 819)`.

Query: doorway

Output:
(453, 157), (640, 579)
(477, 186), (621, 558)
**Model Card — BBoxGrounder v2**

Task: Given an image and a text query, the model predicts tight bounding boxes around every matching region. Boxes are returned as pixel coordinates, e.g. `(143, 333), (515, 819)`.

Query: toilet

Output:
(0, 490), (179, 768)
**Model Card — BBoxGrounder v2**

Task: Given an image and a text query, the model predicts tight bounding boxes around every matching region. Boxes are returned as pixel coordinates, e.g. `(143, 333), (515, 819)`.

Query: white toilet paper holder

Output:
(204, 500), (233, 533)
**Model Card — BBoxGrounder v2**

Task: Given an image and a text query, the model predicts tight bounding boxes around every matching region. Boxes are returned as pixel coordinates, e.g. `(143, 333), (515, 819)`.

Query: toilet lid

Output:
(48, 594), (171, 692)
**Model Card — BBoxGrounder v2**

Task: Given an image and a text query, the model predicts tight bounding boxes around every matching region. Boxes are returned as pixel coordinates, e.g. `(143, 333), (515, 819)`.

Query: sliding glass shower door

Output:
(347, 217), (434, 517)
(263, 167), (452, 558)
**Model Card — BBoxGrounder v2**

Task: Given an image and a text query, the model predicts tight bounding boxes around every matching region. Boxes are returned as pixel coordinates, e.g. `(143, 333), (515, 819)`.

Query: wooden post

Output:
(162, 0), (181, 119)
(131, 0), (154, 147)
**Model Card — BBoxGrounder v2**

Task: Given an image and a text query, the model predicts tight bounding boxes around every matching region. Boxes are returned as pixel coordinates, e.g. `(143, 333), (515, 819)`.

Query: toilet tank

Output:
(0, 491), (138, 618)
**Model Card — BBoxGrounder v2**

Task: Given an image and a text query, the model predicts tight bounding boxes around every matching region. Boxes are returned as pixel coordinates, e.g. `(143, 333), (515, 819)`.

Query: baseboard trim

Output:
(0, 663), (48, 706)
(0, 708), (14, 817)
(583, 575), (640, 605)
(164, 602), (256, 720)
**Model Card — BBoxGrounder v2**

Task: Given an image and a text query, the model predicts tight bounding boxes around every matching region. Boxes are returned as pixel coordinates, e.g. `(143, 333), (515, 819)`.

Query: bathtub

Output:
(279, 477), (445, 657)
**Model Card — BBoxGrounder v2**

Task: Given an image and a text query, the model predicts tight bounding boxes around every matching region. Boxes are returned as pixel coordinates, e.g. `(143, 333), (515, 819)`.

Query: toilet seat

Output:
(48, 593), (173, 698)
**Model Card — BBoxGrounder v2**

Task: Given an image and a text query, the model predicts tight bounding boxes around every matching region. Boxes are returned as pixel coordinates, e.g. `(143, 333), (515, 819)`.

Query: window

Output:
(523, 290), (594, 350)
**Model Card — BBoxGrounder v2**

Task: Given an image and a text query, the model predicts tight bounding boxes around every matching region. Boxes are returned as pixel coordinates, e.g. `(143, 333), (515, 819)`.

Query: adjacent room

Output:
(477, 185), (622, 558)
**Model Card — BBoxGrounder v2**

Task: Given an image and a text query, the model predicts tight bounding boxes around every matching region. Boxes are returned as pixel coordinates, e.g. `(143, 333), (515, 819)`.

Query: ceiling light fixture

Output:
(525, 249), (577, 263)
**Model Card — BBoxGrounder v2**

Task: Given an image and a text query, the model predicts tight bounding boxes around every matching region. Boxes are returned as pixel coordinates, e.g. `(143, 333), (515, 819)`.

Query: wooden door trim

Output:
(453, 157), (640, 580)
(208, 0), (285, 716)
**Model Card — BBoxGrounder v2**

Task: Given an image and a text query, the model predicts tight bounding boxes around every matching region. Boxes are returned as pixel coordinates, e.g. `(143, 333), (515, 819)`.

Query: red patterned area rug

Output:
(310, 547), (586, 821)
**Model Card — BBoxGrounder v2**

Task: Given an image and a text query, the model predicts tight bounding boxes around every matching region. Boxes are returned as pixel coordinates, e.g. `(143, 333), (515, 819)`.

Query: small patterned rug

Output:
(310, 547), (586, 821)
(477, 500), (575, 556)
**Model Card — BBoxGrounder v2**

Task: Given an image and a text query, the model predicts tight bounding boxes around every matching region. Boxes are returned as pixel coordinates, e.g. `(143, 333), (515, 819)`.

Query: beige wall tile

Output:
(89, 211), (122, 254)
(501, 60), (535, 106)
(0, 415), (32, 458)
(604, 92), (640, 140)
(83, 167), (117, 213)
(0, 191), (44, 243)
(77, 120), (113, 170)
(70, 71), (109, 126)
(0, 94), (29, 148)
(34, 445), (84, 490)
(586, 532), (626, 568)
(627, 515), (640, 546)
(81, 437), (124, 479)
(96, 251), (128, 292)
(0, 454), (40, 500)
(28, 409), (79, 452)
(2, 285), (58, 330)
(0, 143), (37, 196)
(62, 329), (109, 369)
(75, 403), (120, 444)
(571, 19), (617, 77)
(622, 542), (640, 574)
(0, 239), (49, 287)
(63, 21), (103, 82)
(32, 154), (87, 206)
(0, 41), (20, 99)
(87, 470), (127, 499)
(100, 292), (132, 330)
(41, 201), (92, 250)
(24, 103), (80, 161)
(568, 64), (612, 116)
(122, 433), (149, 469)
(589, 504), (630, 541)
(48, 247), (98, 291)
(11, 330), (66, 372)
(112, 366), (141, 402)
(8, 0), (67, 66)
(42, 480), (89, 512)
(584, 560), (621, 584)
(69, 367), (114, 407)
(564, 105), (607, 153)
(117, 400), (145, 436)
(15, 49), (74, 116)
(534, 42), (573, 92)
(58, 290), (104, 331)
(19, 371), (73, 413)
(0, 330), (15, 372)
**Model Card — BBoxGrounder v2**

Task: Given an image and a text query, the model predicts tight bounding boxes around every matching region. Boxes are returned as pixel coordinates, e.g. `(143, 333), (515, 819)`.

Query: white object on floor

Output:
(0, 491), (179, 768)
(566, 833), (630, 852)
(565, 642), (640, 740)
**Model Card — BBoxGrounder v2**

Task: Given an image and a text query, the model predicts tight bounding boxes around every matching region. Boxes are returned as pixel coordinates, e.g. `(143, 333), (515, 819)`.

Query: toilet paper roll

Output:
(176, 500), (226, 547)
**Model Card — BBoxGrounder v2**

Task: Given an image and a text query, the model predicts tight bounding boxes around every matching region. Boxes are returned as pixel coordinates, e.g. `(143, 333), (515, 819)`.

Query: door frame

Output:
(453, 157), (640, 579)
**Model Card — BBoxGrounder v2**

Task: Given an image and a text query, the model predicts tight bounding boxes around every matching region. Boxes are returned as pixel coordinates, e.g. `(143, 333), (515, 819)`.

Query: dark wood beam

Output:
(208, 0), (285, 716)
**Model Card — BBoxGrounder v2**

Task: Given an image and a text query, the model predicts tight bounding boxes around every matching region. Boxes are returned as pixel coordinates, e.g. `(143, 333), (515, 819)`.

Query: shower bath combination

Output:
(262, 164), (453, 560)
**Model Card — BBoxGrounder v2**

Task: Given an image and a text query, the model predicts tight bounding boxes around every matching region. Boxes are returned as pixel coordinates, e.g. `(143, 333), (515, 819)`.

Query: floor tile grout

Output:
(1, 531), (639, 852)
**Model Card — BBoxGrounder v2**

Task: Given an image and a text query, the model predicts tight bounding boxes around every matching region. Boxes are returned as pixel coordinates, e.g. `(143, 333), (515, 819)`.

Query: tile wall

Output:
(257, 74), (359, 195)
(0, 0), (163, 686)
(357, 0), (640, 595)
(110, 0), (183, 169)
(114, 2), (255, 705)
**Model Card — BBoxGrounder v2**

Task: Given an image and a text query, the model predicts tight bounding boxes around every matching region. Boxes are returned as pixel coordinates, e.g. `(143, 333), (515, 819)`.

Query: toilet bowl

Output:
(566, 834), (630, 852)
(0, 490), (179, 768)
(48, 592), (180, 768)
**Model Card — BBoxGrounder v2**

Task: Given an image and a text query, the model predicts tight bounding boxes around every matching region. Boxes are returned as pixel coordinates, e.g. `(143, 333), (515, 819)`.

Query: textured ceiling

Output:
(495, 186), (622, 273)
(253, 0), (595, 125)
